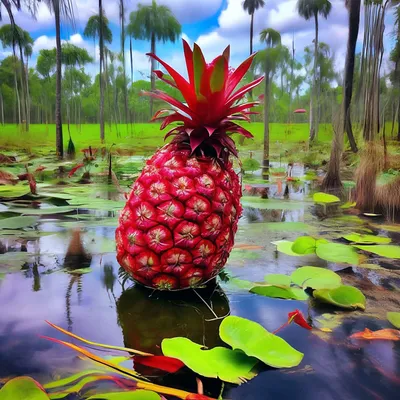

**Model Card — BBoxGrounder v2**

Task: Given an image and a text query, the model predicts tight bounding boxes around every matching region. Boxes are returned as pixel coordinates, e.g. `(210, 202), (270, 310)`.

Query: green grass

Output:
(0, 122), (333, 156)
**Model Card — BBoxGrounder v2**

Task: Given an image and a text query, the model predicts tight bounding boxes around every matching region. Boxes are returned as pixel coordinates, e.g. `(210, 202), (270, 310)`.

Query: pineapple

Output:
(116, 40), (263, 290)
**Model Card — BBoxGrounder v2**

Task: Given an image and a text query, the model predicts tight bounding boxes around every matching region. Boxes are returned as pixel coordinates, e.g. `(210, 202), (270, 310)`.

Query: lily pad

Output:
(316, 243), (360, 265)
(313, 285), (366, 310)
(66, 268), (93, 275)
(241, 197), (305, 210)
(0, 216), (39, 230)
(342, 233), (391, 245)
(219, 316), (304, 369)
(291, 236), (328, 255)
(387, 312), (400, 329)
(291, 266), (342, 290)
(353, 245), (400, 259)
(357, 263), (382, 270)
(263, 222), (311, 232)
(87, 390), (160, 399)
(264, 274), (291, 286)
(7, 206), (77, 215)
(0, 376), (49, 400)
(0, 185), (31, 199)
(161, 337), (258, 384)
(313, 192), (340, 204)
(250, 285), (308, 300)
(272, 240), (306, 257)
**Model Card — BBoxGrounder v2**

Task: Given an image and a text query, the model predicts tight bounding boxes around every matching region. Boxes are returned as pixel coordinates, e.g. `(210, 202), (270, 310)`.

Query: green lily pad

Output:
(0, 216), (39, 230)
(0, 376), (50, 399)
(161, 337), (258, 384)
(313, 192), (340, 204)
(219, 316), (304, 369)
(313, 285), (366, 310)
(0, 185), (31, 199)
(291, 266), (342, 290)
(272, 240), (306, 257)
(264, 274), (292, 286)
(291, 236), (328, 255)
(340, 202), (356, 209)
(241, 197), (305, 210)
(387, 312), (400, 329)
(250, 285), (308, 300)
(373, 224), (400, 233)
(7, 206), (77, 215)
(357, 263), (382, 270)
(0, 230), (55, 238)
(353, 245), (400, 259)
(0, 252), (37, 271)
(87, 390), (160, 399)
(342, 233), (391, 245)
(225, 277), (255, 290)
(316, 243), (360, 265)
(66, 268), (93, 275)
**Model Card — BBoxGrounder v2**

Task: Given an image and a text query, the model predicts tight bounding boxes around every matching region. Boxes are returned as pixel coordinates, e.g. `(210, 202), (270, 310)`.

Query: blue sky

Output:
(0, 0), (396, 82)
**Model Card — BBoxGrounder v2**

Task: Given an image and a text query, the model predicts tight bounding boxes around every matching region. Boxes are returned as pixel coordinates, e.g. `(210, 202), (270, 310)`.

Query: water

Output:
(1, 184), (400, 399)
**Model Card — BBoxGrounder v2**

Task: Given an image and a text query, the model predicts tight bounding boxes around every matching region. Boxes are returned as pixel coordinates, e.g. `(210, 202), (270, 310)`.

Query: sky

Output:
(0, 0), (397, 82)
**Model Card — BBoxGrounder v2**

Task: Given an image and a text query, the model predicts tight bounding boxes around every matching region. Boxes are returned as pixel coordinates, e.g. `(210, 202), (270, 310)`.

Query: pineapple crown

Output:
(142, 39), (264, 159)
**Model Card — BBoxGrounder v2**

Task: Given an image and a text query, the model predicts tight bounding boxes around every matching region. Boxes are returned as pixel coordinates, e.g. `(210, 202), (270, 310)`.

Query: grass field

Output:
(0, 123), (334, 155)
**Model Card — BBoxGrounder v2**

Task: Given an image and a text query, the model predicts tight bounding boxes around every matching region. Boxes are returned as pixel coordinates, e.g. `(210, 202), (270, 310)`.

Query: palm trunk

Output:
(130, 36), (134, 83)
(343, 0), (360, 153)
(397, 99), (400, 141)
(17, 43), (27, 131)
(55, 2), (64, 158)
(309, 12), (319, 142)
(0, 89), (4, 125)
(120, 0), (129, 127)
(250, 12), (254, 55)
(150, 32), (156, 117)
(25, 53), (31, 130)
(99, 0), (105, 142)
(262, 70), (270, 181)
(289, 36), (295, 124)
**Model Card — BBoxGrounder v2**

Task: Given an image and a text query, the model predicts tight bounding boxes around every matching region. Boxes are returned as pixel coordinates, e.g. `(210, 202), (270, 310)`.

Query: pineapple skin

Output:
(115, 142), (242, 290)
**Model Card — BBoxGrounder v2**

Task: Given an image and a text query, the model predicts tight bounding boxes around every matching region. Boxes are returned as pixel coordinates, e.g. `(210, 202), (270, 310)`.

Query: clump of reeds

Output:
(375, 176), (400, 221)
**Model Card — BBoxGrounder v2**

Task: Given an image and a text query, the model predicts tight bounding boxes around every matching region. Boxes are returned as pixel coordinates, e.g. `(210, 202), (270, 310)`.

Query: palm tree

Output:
(24, 42), (32, 129)
(42, 0), (75, 159)
(242, 0), (265, 56)
(84, 9), (112, 142)
(256, 28), (282, 181)
(391, 5), (400, 141)
(296, 0), (332, 141)
(119, 0), (129, 129)
(127, 0), (181, 117)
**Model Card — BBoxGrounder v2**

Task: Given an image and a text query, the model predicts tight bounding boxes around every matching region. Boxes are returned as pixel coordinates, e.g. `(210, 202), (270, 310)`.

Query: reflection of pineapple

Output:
(117, 284), (229, 355)
(116, 40), (263, 290)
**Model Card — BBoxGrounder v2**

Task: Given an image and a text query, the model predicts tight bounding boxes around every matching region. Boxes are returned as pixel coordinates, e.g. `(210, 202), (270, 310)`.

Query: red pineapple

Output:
(116, 39), (263, 290)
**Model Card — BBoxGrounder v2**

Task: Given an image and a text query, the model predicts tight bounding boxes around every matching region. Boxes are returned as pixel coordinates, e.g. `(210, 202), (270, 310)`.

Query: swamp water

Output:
(0, 182), (400, 400)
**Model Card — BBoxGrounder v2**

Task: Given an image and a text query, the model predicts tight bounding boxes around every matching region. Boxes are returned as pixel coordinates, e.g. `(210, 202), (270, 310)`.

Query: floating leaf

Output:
(8, 206), (76, 215)
(0, 377), (49, 400)
(357, 263), (382, 270)
(372, 224), (400, 233)
(134, 356), (184, 373)
(340, 202), (356, 209)
(316, 243), (360, 265)
(44, 370), (105, 389)
(313, 192), (340, 204)
(0, 185), (31, 199)
(250, 285), (308, 300)
(264, 274), (291, 287)
(313, 285), (366, 310)
(349, 328), (400, 341)
(342, 233), (391, 245)
(0, 216), (39, 230)
(87, 390), (161, 399)
(263, 222), (311, 232)
(66, 268), (93, 275)
(272, 240), (305, 257)
(291, 266), (342, 290)
(241, 197), (304, 210)
(225, 277), (254, 290)
(387, 312), (400, 329)
(291, 236), (328, 255)
(161, 337), (258, 384)
(219, 316), (304, 369)
(353, 245), (400, 259)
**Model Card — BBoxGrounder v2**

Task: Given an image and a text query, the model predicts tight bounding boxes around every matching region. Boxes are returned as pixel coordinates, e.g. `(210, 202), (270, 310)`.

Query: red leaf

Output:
(160, 113), (193, 130)
(35, 165), (46, 172)
(28, 173), (37, 195)
(134, 355), (184, 373)
(18, 173), (29, 181)
(226, 76), (265, 107)
(153, 70), (178, 88)
(185, 395), (214, 400)
(350, 328), (400, 341)
(68, 163), (85, 178)
(146, 52), (196, 109)
(225, 52), (257, 97)
(288, 310), (312, 330)
(183, 39), (195, 87)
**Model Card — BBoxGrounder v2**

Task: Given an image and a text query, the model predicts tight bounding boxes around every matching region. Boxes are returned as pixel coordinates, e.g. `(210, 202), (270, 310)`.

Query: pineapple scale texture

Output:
(116, 142), (242, 290)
